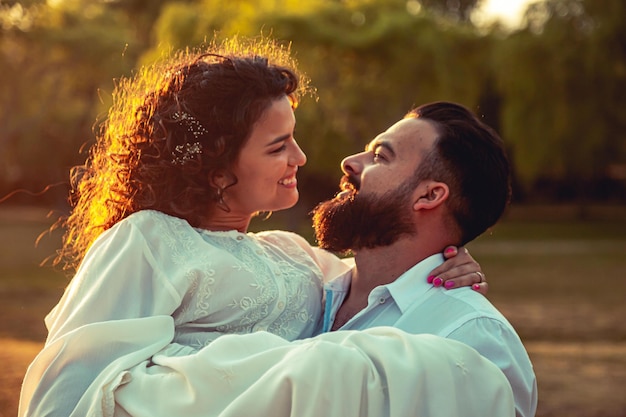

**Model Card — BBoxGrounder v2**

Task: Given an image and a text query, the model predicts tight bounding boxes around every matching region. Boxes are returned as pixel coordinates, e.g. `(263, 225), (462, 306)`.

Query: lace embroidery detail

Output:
(150, 212), (217, 322)
(200, 231), (323, 340)
(138, 211), (323, 347)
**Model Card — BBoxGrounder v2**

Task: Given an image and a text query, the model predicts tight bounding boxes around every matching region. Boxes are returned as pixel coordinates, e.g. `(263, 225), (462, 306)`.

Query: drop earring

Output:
(216, 186), (230, 212)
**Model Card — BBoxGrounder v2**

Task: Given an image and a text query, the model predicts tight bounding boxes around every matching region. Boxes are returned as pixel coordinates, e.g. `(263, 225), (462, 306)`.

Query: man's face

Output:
(312, 117), (439, 253)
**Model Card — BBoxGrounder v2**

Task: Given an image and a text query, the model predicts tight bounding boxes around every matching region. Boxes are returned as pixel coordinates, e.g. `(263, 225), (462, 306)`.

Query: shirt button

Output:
(277, 302), (285, 309)
(378, 297), (386, 304)
(236, 236), (244, 241)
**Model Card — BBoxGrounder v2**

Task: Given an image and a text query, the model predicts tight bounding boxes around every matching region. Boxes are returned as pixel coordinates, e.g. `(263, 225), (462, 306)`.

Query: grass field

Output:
(1, 204), (626, 417)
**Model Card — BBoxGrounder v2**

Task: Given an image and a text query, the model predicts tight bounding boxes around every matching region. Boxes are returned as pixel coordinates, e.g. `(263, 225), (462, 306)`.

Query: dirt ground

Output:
(1, 339), (41, 417)
(525, 341), (626, 417)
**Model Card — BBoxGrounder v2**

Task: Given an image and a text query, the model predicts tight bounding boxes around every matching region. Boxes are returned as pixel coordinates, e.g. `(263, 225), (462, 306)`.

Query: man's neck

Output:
(330, 237), (433, 331)
(348, 236), (432, 307)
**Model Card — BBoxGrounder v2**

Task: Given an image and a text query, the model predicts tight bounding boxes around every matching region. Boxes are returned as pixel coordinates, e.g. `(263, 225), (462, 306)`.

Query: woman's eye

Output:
(270, 144), (287, 154)
(374, 152), (385, 161)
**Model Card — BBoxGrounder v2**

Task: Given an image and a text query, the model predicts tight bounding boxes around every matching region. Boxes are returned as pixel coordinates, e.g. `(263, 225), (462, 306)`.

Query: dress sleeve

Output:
(45, 217), (183, 342)
(257, 230), (352, 283)
(112, 328), (515, 417)
(309, 247), (354, 283)
(19, 217), (184, 417)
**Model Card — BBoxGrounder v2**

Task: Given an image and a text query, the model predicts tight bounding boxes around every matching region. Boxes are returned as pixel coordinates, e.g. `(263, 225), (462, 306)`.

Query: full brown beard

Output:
(311, 175), (416, 254)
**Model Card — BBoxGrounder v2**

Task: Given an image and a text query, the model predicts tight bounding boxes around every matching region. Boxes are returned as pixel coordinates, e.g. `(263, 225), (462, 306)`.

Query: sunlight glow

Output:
(473, 0), (538, 29)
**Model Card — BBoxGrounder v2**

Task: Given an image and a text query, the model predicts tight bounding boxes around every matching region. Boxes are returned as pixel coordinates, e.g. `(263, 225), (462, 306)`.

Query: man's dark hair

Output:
(407, 101), (511, 245)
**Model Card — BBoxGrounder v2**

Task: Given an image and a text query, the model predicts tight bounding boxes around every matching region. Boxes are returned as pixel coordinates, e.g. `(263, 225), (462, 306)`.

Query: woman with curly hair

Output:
(18, 37), (506, 417)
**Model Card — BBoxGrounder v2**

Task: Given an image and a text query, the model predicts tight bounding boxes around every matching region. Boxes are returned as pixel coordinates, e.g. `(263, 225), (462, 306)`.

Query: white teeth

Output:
(279, 177), (295, 185)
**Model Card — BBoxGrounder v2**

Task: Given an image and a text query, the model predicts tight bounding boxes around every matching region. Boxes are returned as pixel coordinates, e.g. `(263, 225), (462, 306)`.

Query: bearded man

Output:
(312, 101), (538, 417)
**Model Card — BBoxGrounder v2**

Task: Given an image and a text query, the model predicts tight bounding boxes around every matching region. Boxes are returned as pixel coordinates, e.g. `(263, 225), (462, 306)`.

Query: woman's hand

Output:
(427, 246), (488, 295)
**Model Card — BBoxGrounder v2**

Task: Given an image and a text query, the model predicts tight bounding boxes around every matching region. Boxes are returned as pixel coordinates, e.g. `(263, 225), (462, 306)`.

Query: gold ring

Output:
(475, 271), (485, 283)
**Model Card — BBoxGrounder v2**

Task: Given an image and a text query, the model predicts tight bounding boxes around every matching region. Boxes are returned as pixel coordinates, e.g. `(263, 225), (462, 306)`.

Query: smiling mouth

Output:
(279, 176), (297, 186)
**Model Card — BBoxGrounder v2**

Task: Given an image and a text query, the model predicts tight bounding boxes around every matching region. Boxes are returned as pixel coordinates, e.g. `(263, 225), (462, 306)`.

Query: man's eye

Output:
(374, 152), (385, 161)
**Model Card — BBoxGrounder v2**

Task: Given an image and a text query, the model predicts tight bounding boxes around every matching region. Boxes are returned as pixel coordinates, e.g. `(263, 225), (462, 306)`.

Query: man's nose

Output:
(341, 151), (366, 176)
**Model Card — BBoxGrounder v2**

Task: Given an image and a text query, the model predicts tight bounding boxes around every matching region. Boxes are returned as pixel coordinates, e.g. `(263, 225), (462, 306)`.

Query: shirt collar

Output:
(386, 253), (444, 313)
(323, 253), (445, 313)
(325, 268), (353, 293)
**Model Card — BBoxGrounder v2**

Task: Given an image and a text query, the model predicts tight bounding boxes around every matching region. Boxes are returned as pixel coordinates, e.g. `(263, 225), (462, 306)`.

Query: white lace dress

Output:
(19, 210), (347, 416)
(19, 210), (515, 417)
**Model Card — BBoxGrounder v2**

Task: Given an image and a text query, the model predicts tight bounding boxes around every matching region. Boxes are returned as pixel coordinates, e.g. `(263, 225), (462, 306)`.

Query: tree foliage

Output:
(418, 0), (483, 22)
(0, 1), (141, 204)
(495, 0), (626, 200)
(1, 0), (625, 208)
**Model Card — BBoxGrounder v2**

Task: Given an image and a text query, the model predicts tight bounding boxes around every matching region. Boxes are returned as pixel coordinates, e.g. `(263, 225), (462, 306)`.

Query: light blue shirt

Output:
(319, 254), (538, 417)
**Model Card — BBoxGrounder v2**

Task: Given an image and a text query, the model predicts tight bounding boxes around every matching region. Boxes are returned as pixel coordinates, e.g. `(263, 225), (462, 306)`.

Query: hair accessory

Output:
(171, 111), (206, 165)
(172, 142), (202, 165)
(172, 111), (209, 139)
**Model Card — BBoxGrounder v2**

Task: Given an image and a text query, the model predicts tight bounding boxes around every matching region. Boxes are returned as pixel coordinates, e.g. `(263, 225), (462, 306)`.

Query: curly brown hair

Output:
(54, 37), (311, 272)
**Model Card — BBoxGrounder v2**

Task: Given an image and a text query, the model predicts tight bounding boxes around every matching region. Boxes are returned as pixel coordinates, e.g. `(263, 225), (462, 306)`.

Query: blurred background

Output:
(1, 0), (625, 416)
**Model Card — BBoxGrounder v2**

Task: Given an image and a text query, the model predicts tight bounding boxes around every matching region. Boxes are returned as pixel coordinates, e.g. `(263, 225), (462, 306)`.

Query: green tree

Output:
(141, 0), (499, 226)
(418, 0), (484, 22)
(494, 0), (626, 203)
(3, 0), (624, 212)
(267, 1), (493, 192)
(0, 1), (138, 204)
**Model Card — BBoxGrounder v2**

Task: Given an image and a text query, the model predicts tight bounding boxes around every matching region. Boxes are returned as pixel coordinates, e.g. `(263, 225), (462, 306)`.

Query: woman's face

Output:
(226, 95), (306, 215)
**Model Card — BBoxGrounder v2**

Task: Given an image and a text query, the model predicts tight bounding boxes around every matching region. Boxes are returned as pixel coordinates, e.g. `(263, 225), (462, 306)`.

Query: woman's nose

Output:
(289, 139), (307, 166)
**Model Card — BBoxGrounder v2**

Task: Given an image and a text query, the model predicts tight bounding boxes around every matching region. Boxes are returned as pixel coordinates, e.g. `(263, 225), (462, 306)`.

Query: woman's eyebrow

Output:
(265, 133), (291, 147)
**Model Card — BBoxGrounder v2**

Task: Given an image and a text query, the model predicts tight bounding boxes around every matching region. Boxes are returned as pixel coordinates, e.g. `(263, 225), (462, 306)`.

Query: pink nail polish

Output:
(445, 280), (455, 289)
(472, 284), (480, 290)
(433, 277), (443, 287)
(427, 275), (435, 284)
(444, 247), (455, 254)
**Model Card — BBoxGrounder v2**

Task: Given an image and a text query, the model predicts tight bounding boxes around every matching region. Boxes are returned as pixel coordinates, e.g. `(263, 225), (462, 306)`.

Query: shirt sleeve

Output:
(446, 318), (538, 417)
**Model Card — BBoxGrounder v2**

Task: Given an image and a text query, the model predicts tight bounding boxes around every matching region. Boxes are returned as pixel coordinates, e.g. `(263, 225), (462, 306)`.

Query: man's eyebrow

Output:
(265, 133), (291, 147)
(366, 140), (395, 156)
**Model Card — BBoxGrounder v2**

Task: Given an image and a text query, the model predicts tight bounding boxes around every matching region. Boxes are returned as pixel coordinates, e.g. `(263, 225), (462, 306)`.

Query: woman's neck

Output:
(199, 211), (252, 233)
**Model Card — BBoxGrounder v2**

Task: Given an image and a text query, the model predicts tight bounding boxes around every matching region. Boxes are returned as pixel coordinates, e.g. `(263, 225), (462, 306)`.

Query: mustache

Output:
(339, 175), (359, 192)
(312, 178), (416, 253)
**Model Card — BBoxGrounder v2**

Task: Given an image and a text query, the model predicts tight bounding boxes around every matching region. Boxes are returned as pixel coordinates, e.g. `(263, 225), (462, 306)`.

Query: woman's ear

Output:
(412, 181), (449, 211)
(209, 169), (231, 189)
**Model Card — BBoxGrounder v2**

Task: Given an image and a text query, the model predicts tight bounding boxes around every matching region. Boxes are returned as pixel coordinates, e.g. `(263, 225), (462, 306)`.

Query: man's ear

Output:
(412, 181), (449, 211)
